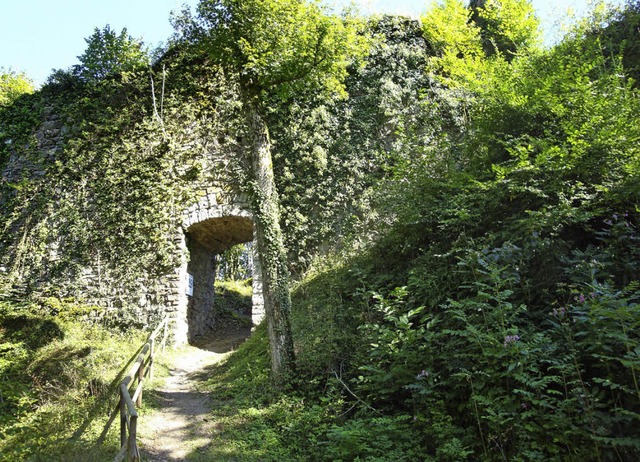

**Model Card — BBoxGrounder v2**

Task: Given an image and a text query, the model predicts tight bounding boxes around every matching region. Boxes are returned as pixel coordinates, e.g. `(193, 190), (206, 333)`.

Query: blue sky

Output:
(0, 0), (625, 87)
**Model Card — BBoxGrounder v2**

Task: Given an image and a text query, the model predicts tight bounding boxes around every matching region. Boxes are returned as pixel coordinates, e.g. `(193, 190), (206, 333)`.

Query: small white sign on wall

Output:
(187, 273), (194, 296)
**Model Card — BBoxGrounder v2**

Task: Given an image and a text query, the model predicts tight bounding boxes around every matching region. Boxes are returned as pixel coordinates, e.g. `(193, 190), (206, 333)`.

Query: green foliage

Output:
(423, 0), (539, 69)
(74, 25), (149, 83)
(0, 77), (41, 168)
(423, 0), (482, 57)
(193, 0), (368, 102)
(216, 243), (254, 280)
(0, 298), (146, 461)
(602, 0), (640, 84)
(272, 15), (439, 274)
(471, 0), (540, 58)
(0, 68), (34, 107)
(324, 414), (423, 461)
(282, 2), (640, 459)
(290, 208), (638, 458)
(291, 258), (364, 381)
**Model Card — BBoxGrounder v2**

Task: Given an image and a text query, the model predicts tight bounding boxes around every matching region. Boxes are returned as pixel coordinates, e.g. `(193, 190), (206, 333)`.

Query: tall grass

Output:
(0, 298), (147, 461)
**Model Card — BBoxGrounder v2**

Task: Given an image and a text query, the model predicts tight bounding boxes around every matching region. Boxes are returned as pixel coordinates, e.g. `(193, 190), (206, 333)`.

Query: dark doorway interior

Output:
(185, 216), (253, 343)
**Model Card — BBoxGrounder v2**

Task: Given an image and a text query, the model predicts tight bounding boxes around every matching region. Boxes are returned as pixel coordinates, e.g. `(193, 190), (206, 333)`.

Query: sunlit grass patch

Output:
(0, 299), (148, 461)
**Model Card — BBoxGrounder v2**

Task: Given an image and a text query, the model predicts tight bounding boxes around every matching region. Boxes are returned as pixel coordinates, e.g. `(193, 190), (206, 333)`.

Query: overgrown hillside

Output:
(0, 297), (147, 460)
(1, 0), (639, 460)
(190, 2), (640, 461)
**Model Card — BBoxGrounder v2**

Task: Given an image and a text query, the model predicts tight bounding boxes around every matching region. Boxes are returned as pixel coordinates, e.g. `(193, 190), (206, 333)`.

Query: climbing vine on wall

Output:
(0, 44), (244, 303)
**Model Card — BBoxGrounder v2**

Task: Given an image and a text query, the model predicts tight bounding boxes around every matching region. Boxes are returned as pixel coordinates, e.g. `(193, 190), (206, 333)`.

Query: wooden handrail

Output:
(96, 315), (169, 462)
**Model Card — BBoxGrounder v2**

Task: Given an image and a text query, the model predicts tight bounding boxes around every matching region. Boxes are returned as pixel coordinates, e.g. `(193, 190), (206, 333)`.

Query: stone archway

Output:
(172, 193), (264, 345)
(185, 215), (252, 342)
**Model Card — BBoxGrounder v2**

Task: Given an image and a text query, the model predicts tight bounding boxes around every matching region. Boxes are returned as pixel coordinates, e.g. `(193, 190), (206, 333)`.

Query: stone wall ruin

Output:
(1, 106), (265, 346)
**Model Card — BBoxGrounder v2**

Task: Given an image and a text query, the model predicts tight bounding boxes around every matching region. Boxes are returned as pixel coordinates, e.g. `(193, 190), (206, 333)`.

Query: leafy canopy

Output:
(423, 0), (483, 58)
(0, 68), (34, 106)
(75, 25), (148, 83)
(471, 0), (540, 58)
(423, 0), (539, 85)
(193, 0), (367, 101)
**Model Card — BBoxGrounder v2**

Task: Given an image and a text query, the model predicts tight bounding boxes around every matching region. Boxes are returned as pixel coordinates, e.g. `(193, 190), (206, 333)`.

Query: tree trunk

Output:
(245, 103), (295, 387)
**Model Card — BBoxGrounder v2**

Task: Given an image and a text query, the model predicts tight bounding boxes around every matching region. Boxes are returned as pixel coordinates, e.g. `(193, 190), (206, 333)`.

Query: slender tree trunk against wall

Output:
(245, 103), (295, 387)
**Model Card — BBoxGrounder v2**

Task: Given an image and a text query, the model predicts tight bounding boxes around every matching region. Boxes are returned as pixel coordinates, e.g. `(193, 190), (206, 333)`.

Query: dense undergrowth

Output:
(189, 2), (640, 461)
(0, 296), (147, 461)
(191, 204), (639, 460)
(1, 0), (640, 460)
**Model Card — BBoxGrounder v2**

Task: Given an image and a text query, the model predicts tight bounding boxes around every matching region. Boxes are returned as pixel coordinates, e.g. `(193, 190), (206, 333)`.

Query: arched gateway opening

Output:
(172, 195), (264, 345)
(186, 216), (253, 342)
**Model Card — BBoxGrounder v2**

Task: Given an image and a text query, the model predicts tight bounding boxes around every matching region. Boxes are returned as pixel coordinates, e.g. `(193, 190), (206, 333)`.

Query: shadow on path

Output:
(138, 327), (251, 461)
(192, 325), (252, 354)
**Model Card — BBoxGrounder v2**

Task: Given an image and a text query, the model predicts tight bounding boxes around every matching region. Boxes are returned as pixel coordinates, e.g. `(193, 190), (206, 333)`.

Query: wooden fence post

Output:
(127, 415), (139, 462)
(136, 360), (144, 407)
(119, 391), (127, 449)
(149, 337), (155, 382)
(160, 316), (168, 353)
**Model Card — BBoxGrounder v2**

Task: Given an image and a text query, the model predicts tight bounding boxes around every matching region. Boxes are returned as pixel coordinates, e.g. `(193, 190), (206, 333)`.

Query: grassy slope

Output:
(183, 265), (428, 461)
(179, 190), (640, 460)
(0, 298), (148, 461)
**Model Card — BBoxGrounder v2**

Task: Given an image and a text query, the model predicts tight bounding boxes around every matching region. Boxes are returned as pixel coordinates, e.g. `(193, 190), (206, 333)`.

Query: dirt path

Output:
(137, 329), (249, 461)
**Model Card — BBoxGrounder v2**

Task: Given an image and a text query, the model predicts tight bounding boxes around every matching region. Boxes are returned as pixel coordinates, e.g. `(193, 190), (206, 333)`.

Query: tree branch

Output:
(332, 370), (381, 415)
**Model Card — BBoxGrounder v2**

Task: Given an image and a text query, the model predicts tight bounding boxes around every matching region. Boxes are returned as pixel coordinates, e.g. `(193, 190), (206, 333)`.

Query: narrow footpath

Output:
(137, 330), (249, 461)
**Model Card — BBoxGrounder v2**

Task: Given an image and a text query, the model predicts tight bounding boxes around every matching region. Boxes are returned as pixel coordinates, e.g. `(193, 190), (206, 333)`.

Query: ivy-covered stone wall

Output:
(0, 17), (429, 340)
(0, 50), (264, 341)
(1, 100), (263, 342)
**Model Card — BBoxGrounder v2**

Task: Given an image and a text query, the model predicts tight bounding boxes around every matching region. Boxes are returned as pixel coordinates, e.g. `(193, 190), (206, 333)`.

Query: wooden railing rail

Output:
(97, 315), (169, 462)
